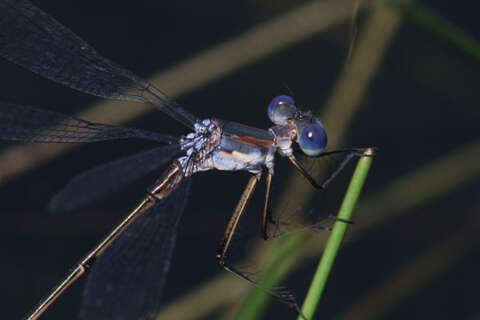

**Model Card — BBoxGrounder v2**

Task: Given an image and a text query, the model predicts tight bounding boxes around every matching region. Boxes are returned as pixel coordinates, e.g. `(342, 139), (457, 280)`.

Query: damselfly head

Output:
(268, 95), (327, 156)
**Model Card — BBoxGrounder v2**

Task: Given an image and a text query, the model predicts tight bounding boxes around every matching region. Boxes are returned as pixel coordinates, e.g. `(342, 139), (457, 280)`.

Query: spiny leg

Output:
(261, 169), (292, 240)
(216, 175), (258, 268)
(265, 149), (372, 237)
(287, 149), (376, 231)
(216, 174), (304, 317)
(288, 147), (374, 190)
(259, 169), (341, 240)
(261, 169), (273, 240)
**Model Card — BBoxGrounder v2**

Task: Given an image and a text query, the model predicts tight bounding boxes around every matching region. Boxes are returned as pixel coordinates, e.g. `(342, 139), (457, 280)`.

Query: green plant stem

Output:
(383, 0), (480, 63)
(298, 149), (375, 320)
(231, 234), (305, 320)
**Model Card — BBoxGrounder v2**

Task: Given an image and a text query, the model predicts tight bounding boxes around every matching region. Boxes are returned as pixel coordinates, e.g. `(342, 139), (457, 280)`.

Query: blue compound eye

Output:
(268, 95), (296, 125)
(298, 120), (327, 156)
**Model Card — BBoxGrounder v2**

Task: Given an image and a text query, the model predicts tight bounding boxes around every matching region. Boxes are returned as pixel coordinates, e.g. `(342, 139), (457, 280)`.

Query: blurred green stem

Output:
(231, 234), (305, 320)
(298, 149), (375, 320)
(382, 0), (480, 63)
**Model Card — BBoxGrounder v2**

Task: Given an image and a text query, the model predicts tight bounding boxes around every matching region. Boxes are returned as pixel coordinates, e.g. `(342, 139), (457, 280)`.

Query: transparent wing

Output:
(49, 144), (182, 213)
(0, 102), (176, 143)
(79, 179), (191, 320)
(265, 148), (369, 238)
(0, 0), (198, 128)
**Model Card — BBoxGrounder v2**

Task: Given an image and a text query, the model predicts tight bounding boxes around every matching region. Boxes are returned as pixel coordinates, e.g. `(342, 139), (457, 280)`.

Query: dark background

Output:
(1, 0), (479, 319)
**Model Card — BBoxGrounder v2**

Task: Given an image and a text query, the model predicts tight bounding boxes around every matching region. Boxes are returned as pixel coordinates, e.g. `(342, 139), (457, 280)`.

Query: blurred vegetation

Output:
(155, 1), (480, 319)
(1, 0), (479, 319)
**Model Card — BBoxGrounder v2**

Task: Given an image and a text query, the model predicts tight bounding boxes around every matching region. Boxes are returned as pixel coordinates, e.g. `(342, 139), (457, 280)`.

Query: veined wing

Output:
(49, 144), (182, 213)
(265, 148), (369, 239)
(79, 179), (191, 320)
(0, 102), (176, 143)
(0, 0), (198, 128)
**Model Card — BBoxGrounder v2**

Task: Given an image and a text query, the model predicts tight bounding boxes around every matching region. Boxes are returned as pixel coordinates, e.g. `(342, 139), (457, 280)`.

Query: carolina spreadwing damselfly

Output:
(0, 1), (372, 319)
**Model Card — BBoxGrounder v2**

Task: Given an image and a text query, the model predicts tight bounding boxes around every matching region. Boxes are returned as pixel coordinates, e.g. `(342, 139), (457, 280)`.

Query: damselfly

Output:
(0, 1), (371, 319)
